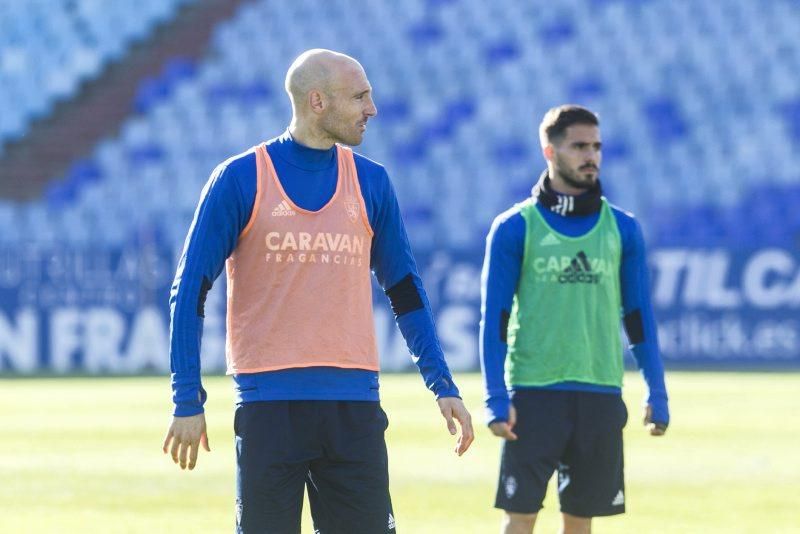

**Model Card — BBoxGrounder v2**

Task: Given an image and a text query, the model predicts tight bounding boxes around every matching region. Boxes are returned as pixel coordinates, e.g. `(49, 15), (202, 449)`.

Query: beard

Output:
(330, 124), (364, 146)
(554, 157), (598, 191)
(320, 112), (364, 146)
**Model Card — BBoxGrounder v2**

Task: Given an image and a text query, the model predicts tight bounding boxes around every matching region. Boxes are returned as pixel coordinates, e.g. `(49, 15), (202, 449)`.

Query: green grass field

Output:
(1, 372), (799, 533)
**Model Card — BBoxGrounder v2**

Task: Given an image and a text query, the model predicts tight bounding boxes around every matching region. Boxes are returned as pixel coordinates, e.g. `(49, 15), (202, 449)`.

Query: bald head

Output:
(285, 49), (364, 110)
(284, 48), (376, 148)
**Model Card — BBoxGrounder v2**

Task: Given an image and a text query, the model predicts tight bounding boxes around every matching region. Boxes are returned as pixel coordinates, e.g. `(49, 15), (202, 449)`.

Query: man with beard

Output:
(480, 105), (669, 533)
(162, 49), (473, 533)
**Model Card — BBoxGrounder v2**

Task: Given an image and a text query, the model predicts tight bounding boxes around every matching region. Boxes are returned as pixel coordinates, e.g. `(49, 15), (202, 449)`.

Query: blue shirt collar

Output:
(269, 130), (336, 171)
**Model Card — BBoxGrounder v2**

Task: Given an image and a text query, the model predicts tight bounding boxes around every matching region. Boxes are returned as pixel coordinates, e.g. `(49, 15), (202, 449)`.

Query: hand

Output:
(643, 405), (667, 437)
(489, 405), (518, 441)
(436, 397), (474, 456)
(162, 413), (211, 470)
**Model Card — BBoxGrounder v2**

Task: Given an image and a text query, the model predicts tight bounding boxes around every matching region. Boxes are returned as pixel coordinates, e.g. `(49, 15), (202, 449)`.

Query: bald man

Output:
(162, 49), (473, 533)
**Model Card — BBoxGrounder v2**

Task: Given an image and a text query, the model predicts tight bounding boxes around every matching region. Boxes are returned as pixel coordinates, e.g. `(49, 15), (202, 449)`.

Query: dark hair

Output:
(539, 105), (599, 147)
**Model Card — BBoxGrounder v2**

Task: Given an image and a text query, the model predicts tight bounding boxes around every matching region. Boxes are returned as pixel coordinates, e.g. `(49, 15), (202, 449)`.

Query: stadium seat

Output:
(3, 0), (800, 251)
(0, 0), (196, 148)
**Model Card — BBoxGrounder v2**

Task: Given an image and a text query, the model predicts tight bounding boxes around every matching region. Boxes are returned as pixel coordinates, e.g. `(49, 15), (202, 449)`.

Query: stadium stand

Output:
(2, 0), (800, 251)
(0, 0), (196, 150)
(0, 0), (244, 200)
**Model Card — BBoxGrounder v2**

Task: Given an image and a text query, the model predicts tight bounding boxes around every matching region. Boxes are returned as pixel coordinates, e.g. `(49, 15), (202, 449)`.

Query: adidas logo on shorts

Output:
(272, 200), (296, 217)
(612, 489), (625, 506)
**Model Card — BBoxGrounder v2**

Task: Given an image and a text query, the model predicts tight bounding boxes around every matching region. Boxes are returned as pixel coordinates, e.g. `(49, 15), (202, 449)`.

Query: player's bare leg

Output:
(560, 513), (591, 534)
(503, 512), (537, 533)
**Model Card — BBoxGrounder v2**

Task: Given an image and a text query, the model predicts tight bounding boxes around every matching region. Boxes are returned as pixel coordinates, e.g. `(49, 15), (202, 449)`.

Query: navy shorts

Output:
(495, 389), (628, 518)
(234, 400), (396, 534)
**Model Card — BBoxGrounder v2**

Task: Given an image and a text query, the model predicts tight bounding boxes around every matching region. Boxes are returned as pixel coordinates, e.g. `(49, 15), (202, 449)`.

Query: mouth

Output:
(358, 122), (367, 132)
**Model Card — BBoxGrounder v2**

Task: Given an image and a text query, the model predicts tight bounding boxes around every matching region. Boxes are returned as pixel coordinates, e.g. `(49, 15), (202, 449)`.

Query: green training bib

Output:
(506, 198), (624, 387)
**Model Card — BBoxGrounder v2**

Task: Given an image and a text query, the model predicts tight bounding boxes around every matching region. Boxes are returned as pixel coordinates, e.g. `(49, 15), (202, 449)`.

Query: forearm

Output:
(480, 332), (511, 425)
(480, 211), (524, 425)
(169, 271), (209, 416)
(619, 213), (669, 425)
(628, 310), (669, 424)
(480, 255), (513, 424)
(390, 274), (459, 398)
(480, 289), (513, 424)
(369, 169), (459, 398)
(169, 159), (253, 415)
(171, 372), (207, 416)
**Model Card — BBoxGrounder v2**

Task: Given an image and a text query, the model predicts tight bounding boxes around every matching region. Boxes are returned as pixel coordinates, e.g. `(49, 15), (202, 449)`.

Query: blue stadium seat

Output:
(4, 0), (800, 251)
(484, 40), (521, 66)
(568, 76), (606, 102)
(780, 99), (800, 143)
(407, 20), (445, 47)
(374, 98), (411, 124)
(0, 0), (197, 148)
(642, 98), (689, 143)
(538, 19), (576, 45)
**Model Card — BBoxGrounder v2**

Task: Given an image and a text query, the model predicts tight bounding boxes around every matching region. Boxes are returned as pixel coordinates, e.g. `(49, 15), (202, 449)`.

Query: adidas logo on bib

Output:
(559, 251), (600, 284)
(539, 233), (560, 246)
(271, 200), (296, 217)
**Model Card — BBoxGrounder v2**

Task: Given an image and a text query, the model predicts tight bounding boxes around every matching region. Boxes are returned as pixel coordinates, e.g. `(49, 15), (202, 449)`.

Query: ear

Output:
(543, 144), (554, 162)
(308, 90), (325, 114)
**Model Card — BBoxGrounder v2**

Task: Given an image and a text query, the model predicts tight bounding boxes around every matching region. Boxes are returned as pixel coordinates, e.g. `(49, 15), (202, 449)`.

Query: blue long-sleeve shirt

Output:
(480, 200), (669, 426)
(170, 132), (459, 416)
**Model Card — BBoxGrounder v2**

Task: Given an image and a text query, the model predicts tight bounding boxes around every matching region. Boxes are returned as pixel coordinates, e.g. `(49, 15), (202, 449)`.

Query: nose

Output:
(366, 97), (377, 118)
